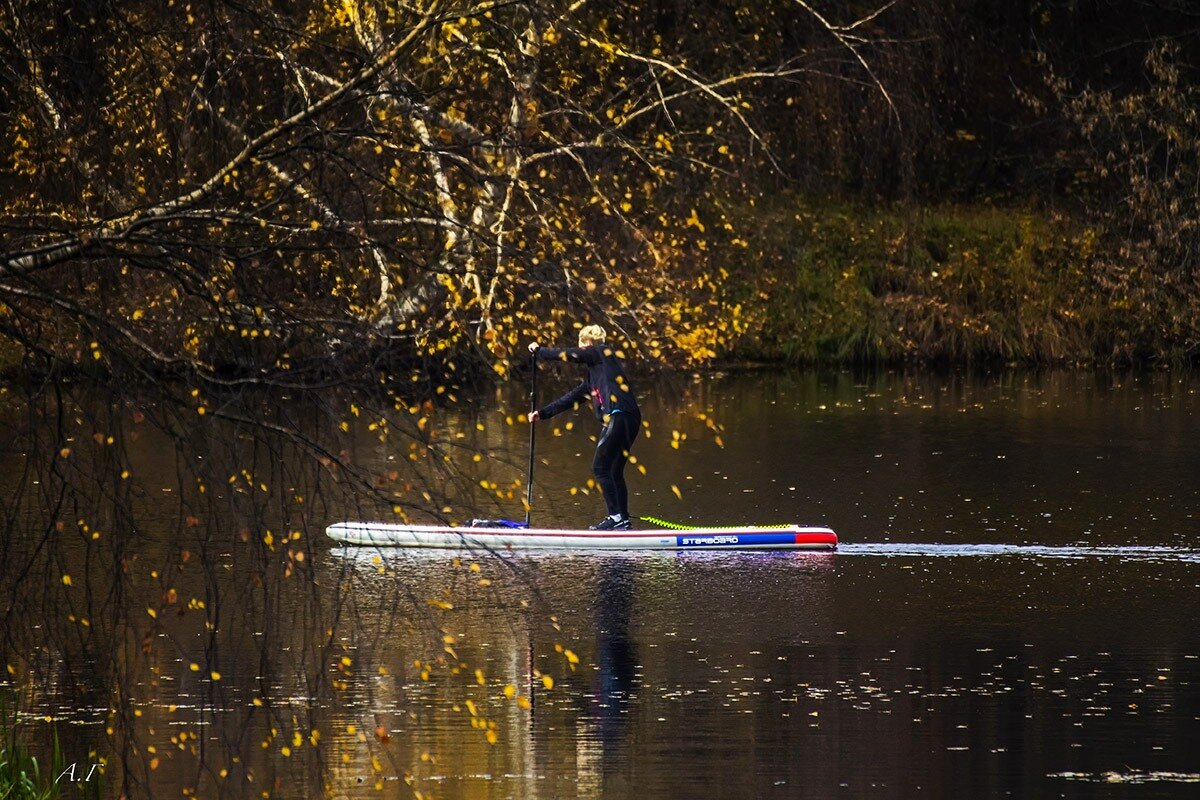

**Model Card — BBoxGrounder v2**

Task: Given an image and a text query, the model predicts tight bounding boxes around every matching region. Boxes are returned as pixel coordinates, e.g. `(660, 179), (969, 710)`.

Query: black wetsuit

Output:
(535, 344), (641, 519)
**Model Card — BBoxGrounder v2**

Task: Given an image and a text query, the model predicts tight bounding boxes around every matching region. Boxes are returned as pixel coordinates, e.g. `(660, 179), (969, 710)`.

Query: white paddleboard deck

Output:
(327, 521), (838, 551)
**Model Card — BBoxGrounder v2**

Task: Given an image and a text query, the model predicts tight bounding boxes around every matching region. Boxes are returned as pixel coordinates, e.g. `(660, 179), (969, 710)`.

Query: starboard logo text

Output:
(680, 535), (740, 546)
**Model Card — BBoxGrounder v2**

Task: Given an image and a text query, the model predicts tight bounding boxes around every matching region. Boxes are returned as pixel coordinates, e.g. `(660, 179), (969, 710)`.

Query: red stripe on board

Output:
(795, 531), (839, 545)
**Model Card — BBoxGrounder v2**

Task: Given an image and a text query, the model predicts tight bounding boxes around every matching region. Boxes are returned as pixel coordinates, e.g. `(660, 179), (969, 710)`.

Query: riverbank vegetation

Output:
(2, 1), (1198, 385)
(724, 198), (1198, 366)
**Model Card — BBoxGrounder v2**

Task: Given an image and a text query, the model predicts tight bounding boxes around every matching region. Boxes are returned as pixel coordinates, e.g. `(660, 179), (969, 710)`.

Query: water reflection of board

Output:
(326, 522), (838, 550)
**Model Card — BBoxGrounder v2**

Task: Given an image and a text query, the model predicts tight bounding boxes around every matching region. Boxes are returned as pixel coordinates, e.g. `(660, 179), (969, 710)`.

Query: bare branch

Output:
(792, 0), (900, 125)
(2, 1), (444, 278)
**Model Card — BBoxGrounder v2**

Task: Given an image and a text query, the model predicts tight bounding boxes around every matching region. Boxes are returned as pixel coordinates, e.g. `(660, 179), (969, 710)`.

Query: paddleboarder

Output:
(527, 325), (641, 530)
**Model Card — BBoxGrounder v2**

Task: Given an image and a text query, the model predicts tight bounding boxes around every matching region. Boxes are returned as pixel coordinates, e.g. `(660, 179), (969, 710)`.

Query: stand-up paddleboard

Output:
(326, 521), (837, 551)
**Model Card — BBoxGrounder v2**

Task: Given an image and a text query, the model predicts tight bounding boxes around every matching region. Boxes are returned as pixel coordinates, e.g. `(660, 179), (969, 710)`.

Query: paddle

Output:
(524, 350), (537, 527)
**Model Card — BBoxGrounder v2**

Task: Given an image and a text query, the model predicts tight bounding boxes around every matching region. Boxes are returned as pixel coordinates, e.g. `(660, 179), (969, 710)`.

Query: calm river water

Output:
(2, 369), (1198, 798)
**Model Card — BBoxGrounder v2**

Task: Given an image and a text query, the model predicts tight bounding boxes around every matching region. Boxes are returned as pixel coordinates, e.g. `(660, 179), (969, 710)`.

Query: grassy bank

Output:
(0, 696), (75, 800)
(722, 198), (1199, 366)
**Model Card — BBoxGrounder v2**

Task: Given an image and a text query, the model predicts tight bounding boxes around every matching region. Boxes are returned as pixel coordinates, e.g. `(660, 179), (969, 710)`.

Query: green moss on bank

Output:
(722, 198), (1199, 365)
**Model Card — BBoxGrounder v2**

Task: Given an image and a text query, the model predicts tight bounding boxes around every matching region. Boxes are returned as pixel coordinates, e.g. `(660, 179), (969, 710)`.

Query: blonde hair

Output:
(578, 324), (607, 345)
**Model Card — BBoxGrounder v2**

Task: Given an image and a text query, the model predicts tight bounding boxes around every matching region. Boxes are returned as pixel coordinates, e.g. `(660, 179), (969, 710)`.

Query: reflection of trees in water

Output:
(0, 377), (559, 798)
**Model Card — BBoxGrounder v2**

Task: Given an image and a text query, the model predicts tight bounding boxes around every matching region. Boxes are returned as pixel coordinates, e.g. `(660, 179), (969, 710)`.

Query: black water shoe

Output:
(589, 516), (631, 531)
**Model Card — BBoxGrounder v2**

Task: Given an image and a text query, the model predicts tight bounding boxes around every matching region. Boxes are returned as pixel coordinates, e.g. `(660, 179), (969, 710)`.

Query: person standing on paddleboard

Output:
(527, 325), (642, 530)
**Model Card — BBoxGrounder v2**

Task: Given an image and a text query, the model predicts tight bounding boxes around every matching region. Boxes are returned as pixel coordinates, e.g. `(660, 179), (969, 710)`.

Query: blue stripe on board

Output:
(674, 532), (796, 548)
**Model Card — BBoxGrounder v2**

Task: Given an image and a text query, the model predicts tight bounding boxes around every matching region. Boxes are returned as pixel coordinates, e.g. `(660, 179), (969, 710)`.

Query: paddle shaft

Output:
(525, 351), (537, 526)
